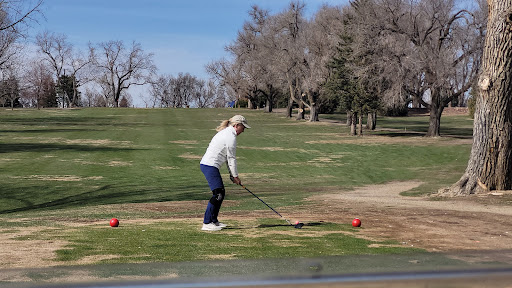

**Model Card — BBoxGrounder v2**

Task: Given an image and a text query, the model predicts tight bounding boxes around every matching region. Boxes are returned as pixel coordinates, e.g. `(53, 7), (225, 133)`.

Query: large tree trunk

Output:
(346, 111), (352, 126)
(426, 88), (445, 137)
(286, 97), (293, 118)
(285, 74), (296, 118)
(265, 98), (272, 113)
(357, 113), (363, 136)
(309, 103), (319, 122)
(411, 97), (421, 108)
(440, 0), (512, 196)
(367, 111), (377, 130)
(426, 106), (443, 137)
(264, 85), (274, 113)
(296, 102), (304, 120)
(350, 112), (357, 136)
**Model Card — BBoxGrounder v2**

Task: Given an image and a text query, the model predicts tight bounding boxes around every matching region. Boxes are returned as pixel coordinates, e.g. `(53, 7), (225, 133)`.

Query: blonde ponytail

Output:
(216, 119), (230, 131)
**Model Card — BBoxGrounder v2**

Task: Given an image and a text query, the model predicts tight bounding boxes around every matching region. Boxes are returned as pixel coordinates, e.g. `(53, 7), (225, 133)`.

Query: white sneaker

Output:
(214, 222), (227, 228)
(201, 223), (222, 231)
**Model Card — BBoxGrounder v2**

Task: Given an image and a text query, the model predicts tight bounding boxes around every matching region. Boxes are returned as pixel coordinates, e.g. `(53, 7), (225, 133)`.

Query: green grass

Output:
(0, 107), (476, 276)
(0, 108), (472, 214)
(46, 220), (418, 264)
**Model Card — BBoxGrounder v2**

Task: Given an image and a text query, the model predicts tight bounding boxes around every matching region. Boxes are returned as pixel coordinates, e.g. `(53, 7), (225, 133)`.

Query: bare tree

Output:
(440, 0), (512, 196)
(0, 64), (20, 109)
(302, 4), (345, 121)
(270, 2), (308, 119)
(259, 2), (345, 121)
(0, 0), (43, 32)
(82, 87), (106, 107)
(119, 93), (132, 107)
(150, 73), (223, 108)
(35, 31), (71, 107)
(0, 0), (43, 107)
(91, 40), (156, 107)
(0, 0), (42, 67)
(0, 24), (19, 71)
(173, 72), (195, 108)
(224, 5), (277, 110)
(150, 74), (173, 108)
(365, 0), (485, 137)
(195, 79), (222, 108)
(67, 48), (93, 107)
(205, 58), (244, 107)
(20, 59), (56, 108)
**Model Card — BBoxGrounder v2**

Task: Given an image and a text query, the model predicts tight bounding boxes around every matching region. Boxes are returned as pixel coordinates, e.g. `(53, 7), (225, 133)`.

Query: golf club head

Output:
(294, 223), (304, 229)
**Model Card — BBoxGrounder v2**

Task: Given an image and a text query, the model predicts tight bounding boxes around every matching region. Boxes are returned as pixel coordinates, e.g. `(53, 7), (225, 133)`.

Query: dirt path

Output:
(308, 181), (512, 254)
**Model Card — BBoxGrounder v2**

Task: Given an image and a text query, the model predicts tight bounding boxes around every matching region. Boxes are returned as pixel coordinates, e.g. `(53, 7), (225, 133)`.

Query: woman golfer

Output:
(200, 115), (250, 231)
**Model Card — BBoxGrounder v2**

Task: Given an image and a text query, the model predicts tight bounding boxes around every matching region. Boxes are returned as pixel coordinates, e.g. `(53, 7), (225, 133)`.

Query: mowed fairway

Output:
(2, 107), (494, 281)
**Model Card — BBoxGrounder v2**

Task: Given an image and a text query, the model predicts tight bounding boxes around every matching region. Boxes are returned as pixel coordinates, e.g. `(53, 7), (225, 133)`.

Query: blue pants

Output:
(200, 164), (225, 224)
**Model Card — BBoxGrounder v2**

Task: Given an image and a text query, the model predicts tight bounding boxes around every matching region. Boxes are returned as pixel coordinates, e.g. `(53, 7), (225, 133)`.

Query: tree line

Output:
(207, 0), (486, 136)
(0, 0), (229, 109)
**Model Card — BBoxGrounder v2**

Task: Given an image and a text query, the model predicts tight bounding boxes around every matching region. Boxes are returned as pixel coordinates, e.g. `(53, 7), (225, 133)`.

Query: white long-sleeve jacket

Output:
(200, 126), (238, 177)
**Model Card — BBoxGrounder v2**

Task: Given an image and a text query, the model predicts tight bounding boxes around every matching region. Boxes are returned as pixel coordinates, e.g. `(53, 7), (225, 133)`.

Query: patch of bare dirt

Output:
(107, 160), (132, 167)
(14, 137), (133, 147)
(308, 182), (512, 253)
(153, 166), (179, 170)
(170, 140), (198, 145)
(9, 175), (104, 181)
(238, 146), (315, 153)
(178, 152), (202, 160)
(0, 227), (68, 269)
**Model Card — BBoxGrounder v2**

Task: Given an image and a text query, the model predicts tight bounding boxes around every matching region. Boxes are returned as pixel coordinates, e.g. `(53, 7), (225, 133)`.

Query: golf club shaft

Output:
(241, 185), (292, 225)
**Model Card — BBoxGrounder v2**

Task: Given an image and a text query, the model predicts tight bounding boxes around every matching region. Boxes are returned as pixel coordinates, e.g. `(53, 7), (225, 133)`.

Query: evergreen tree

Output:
(57, 74), (81, 107)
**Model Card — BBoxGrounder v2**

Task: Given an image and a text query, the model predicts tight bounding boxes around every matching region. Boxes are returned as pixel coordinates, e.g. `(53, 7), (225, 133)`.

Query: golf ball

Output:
(110, 218), (119, 227)
(352, 218), (361, 227)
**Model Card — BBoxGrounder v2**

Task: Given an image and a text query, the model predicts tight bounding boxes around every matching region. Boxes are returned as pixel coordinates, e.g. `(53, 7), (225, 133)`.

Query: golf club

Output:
(240, 184), (304, 229)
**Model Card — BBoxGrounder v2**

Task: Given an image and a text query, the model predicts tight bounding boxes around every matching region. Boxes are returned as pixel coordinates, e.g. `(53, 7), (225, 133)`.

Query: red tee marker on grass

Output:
(110, 218), (119, 227)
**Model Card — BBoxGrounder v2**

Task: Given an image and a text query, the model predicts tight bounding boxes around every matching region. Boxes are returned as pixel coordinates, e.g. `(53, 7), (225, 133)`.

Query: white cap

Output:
(230, 115), (251, 128)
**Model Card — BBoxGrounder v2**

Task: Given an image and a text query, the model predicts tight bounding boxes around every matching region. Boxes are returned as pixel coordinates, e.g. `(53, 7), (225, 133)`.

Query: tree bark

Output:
(296, 102), (304, 120)
(264, 84), (275, 113)
(440, 0), (512, 196)
(350, 112), (357, 136)
(367, 111), (377, 130)
(309, 103), (319, 122)
(286, 97), (293, 118)
(357, 113), (363, 136)
(426, 88), (445, 137)
(265, 98), (272, 113)
(285, 75), (296, 118)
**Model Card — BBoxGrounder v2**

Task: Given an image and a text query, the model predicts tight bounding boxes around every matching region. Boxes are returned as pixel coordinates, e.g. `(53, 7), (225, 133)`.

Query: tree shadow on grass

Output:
(373, 131), (426, 137)
(0, 142), (142, 153)
(0, 128), (102, 134)
(0, 185), (114, 214)
(0, 183), (206, 215)
(0, 115), (152, 128)
(257, 224), (294, 228)
(257, 222), (325, 229)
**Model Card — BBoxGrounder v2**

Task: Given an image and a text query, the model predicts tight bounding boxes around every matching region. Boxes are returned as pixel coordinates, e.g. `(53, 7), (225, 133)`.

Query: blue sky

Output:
(34, 0), (348, 78)
(30, 1), (349, 106)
